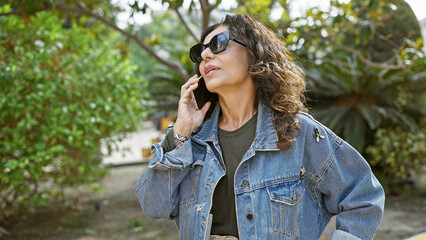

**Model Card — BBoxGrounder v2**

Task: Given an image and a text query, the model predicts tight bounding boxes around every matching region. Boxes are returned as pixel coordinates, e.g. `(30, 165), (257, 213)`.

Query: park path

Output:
(101, 120), (165, 166)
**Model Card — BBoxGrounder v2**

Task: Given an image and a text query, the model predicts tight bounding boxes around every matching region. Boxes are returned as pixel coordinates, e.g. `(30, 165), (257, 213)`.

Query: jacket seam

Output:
(235, 175), (300, 194)
(248, 162), (257, 239)
(135, 177), (147, 193)
(168, 170), (175, 217)
(313, 142), (342, 220)
(297, 112), (342, 144)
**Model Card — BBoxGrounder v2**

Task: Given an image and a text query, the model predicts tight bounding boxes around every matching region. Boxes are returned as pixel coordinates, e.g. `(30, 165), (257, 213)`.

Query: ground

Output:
(2, 164), (426, 240)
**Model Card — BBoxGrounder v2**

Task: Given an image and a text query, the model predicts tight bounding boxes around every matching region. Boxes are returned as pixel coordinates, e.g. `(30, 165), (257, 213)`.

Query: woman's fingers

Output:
(181, 75), (201, 95)
(200, 101), (211, 114)
(180, 82), (198, 104)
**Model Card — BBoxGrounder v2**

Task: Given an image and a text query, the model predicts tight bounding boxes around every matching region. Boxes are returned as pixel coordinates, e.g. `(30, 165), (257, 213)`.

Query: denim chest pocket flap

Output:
(267, 180), (304, 205)
(266, 179), (305, 237)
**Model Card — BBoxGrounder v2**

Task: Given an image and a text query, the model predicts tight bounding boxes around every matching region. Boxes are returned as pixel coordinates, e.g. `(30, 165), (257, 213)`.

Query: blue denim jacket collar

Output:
(193, 101), (280, 151)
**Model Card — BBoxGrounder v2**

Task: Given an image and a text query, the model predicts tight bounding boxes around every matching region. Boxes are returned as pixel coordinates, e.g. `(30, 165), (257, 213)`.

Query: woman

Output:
(135, 14), (385, 240)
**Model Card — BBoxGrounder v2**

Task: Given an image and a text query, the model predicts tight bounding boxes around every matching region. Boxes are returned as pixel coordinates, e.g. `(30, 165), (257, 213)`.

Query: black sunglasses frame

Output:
(189, 31), (246, 63)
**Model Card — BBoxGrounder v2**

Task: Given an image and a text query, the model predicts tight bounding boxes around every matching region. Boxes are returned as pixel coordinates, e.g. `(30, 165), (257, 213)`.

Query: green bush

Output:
(366, 119), (426, 188)
(296, 0), (426, 152)
(0, 9), (148, 221)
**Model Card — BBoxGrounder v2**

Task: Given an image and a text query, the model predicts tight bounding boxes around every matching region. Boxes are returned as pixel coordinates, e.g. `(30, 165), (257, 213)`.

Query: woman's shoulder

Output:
(295, 111), (342, 145)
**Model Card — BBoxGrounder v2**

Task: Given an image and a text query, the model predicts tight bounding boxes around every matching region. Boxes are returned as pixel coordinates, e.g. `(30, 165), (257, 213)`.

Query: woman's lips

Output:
(206, 68), (219, 77)
(204, 64), (220, 76)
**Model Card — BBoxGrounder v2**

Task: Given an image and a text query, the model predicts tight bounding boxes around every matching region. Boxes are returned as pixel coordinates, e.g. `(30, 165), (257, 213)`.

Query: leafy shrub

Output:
(305, 55), (426, 152)
(347, 0), (422, 62)
(0, 10), (148, 221)
(297, 0), (426, 152)
(366, 119), (426, 188)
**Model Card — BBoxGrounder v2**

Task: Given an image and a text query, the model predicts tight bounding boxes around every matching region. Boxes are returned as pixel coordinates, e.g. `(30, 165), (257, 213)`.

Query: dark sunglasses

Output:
(189, 31), (246, 63)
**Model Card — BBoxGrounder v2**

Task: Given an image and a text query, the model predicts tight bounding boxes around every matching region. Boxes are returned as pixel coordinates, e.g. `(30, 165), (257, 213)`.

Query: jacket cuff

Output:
(329, 230), (361, 240)
(148, 139), (193, 170)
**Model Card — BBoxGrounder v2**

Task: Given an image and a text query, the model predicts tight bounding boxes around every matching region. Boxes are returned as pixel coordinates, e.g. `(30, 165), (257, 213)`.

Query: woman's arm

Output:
(135, 134), (194, 219)
(135, 75), (211, 220)
(317, 141), (385, 240)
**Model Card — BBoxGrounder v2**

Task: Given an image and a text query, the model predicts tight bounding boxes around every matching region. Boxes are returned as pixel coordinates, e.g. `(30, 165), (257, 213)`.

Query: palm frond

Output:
(386, 108), (419, 132)
(359, 104), (382, 130)
(343, 111), (365, 152)
(313, 106), (351, 133)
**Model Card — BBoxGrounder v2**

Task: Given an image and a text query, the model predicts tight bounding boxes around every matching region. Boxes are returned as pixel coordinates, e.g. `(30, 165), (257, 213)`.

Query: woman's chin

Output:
(205, 83), (219, 94)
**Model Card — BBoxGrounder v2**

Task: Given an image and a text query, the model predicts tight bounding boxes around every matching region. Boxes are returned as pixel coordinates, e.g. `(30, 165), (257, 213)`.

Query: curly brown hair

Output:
(195, 14), (307, 151)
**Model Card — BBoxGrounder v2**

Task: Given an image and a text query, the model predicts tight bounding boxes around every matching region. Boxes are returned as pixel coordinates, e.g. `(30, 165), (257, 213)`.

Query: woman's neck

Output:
(217, 85), (257, 131)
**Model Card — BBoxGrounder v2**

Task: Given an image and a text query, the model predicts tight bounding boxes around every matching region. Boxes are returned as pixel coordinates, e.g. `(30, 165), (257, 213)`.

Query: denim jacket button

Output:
(246, 213), (254, 220)
(241, 180), (249, 187)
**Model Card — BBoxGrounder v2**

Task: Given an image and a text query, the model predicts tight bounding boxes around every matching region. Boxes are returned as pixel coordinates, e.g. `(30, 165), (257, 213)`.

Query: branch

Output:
(1, 1), (190, 80)
(67, 1), (189, 80)
(303, 30), (408, 70)
(0, 8), (25, 16)
(375, 31), (415, 65)
(199, 0), (214, 12)
(199, 0), (212, 30)
(83, 17), (97, 28)
(173, 7), (198, 42)
(335, 42), (407, 70)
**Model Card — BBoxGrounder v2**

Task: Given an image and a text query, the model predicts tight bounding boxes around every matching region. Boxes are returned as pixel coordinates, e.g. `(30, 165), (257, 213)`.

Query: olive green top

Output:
(210, 113), (257, 237)
(161, 113), (258, 237)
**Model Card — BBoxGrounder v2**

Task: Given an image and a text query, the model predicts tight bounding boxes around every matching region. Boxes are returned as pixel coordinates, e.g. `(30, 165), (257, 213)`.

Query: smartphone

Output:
(191, 74), (212, 109)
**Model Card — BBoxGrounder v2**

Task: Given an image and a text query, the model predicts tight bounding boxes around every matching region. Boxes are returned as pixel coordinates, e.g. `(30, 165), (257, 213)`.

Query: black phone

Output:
(192, 74), (212, 109)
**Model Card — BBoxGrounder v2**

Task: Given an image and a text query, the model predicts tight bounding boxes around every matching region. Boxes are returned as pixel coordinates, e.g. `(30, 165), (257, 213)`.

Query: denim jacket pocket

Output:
(267, 179), (305, 237)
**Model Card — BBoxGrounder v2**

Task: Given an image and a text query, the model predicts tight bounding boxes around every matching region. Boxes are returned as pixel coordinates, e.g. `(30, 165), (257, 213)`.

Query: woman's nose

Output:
(200, 47), (214, 61)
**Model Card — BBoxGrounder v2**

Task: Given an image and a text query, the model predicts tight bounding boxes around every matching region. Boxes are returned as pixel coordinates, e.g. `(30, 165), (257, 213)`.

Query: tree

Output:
(348, 0), (422, 62)
(304, 54), (426, 151)
(128, 10), (203, 114)
(0, 10), (148, 222)
(0, 0), (224, 81)
(2, 0), (425, 190)
(233, 1), (426, 187)
(271, 0), (426, 151)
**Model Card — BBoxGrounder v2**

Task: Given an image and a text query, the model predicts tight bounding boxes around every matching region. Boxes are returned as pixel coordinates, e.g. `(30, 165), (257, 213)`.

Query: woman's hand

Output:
(173, 75), (211, 138)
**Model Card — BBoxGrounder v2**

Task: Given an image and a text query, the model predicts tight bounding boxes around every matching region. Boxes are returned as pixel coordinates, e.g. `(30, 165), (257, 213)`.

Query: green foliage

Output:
(234, 0), (281, 29)
(6, 0), (424, 190)
(235, 0), (426, 157)
(349, 0), (422, 62)
(286, 0), (426, 152)
(304, 54), (426, 151)
(1, 0), (54, 15)
(129, 10), (197, 113)
(128, 219), (142, 229)
(235, 0), (273, 19)
(0, 11), (148, 221)
(366, 119), (426, 185)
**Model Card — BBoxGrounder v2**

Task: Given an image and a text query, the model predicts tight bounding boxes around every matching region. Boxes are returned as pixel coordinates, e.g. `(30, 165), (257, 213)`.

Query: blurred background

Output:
(0, 0), (425, 239)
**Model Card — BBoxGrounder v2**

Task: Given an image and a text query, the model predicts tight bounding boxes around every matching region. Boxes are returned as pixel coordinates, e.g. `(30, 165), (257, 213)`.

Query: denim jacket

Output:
(135, 101), (385, 240)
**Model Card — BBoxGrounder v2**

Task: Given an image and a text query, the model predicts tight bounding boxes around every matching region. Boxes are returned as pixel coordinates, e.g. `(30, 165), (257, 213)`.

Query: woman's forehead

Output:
(203, 25), (229, 44)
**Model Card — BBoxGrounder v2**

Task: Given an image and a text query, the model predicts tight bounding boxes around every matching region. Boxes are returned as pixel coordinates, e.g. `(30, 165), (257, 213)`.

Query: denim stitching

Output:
(313, 153), (337, 220)
(236, 175), (300, 194)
